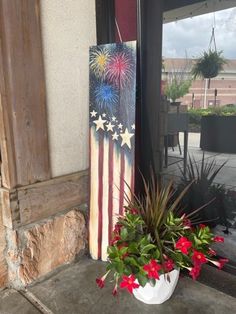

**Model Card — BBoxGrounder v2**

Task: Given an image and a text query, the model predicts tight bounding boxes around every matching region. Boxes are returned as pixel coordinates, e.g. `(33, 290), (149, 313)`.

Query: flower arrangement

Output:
(96, 179), (228, 297)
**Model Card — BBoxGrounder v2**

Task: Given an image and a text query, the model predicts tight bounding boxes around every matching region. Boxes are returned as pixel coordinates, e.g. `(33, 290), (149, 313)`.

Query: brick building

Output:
(163, 58), (236, 108)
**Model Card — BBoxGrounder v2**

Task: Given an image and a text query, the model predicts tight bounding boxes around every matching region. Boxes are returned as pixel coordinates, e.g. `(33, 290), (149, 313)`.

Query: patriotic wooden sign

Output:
(89, 41), (137, 261)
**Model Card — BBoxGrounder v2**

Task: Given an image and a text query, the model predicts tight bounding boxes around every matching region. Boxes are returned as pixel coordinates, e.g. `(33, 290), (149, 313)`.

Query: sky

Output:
(163, 7), (236, 60)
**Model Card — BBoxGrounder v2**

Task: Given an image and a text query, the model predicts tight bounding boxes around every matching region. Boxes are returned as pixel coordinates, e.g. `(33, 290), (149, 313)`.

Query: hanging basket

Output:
(192, 50), (226, 79)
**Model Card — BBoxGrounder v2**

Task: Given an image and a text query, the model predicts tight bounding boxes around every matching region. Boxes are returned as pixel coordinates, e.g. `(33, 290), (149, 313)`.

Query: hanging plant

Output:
(192, 50), (227, 79)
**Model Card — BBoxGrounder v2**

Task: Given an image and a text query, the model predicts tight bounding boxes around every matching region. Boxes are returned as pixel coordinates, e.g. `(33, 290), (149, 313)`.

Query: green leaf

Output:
(106, 263), (115, 271)
(141, 244), (156, 255)
(153, 248), (160, 260)
(128, 242), (139, 254)
(139, 236), (150, 249)
(107, 246), (118, 256)
(123, 265), (132, 276)
(138, 256), (149, 265)
(124, 256), (139, 267)
(136, 273), (148, 287)
(108, 253), (117, 259)
(120, 227), (129, 240)
(119, 247), (128, 256)
(114, 261), (124, 274)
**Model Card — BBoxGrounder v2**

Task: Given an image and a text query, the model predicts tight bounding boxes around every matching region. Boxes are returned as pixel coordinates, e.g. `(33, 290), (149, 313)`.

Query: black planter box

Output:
(200, 116), (236, 153)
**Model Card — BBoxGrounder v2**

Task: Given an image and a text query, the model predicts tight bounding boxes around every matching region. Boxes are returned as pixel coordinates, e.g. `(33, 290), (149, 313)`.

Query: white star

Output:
(112, 132), (119, 141)
(102, 113), (106, 118)
(94, 115), (106, 131)
(90, 110), (97, 117)
(106, 122), (115, 132)
(131, 124), (135, 130)
(120, 128), (134, 149)
(118, 123), (123, 130)
(112, 116), (116, 121)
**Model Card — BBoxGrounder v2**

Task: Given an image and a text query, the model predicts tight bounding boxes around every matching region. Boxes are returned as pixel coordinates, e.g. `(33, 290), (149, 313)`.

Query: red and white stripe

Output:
(89, 126), (134, 261)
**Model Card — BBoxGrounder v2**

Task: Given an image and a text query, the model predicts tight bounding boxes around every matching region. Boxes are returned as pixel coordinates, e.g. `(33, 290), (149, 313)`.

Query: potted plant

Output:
(192, 50), (226, 89)
(192, 50), (226, 80)
(164, 78), (191, 147)
(96, 178), (228, 304)
(200, 106), (236, 153)
(164, 78), (191, 104)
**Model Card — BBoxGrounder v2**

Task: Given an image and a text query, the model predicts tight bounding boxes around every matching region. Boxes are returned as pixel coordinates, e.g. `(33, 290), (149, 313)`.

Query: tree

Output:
(164, 78), (192, 102)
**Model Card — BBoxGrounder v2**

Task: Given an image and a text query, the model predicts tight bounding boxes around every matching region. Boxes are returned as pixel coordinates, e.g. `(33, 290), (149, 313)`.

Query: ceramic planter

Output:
(133, 269), (180, 304)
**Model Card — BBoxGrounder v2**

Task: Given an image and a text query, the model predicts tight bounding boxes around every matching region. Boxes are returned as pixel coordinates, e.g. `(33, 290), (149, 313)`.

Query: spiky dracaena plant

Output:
(176, 153), (227, 227)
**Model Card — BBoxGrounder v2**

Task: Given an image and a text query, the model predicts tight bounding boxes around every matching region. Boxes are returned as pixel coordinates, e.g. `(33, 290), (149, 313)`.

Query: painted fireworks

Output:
(89, 41), (137, 261)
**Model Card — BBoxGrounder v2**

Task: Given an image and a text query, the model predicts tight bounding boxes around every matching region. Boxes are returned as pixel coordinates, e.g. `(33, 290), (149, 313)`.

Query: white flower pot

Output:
(133, 269), (180, 304)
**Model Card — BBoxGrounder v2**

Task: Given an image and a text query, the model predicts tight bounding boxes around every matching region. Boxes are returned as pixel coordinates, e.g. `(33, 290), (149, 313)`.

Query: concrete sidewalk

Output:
(0, 258), (236, 314)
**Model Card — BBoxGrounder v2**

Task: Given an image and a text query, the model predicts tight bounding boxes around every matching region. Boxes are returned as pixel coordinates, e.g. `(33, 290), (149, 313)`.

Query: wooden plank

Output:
(0, 0), (50, 187)
(1, 188), (19, 229)
(17, 171), (89, 226)
(0, 62), (17, 189)
(0, 202), (7, 288)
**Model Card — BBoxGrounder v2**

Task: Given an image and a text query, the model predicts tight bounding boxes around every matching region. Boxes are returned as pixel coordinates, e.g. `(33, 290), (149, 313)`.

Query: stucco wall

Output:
(40, 0), (97, 177)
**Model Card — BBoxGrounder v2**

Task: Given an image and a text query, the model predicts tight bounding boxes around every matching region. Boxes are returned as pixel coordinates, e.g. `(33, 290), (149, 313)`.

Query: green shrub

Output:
(164, 79), (192, 102)
(188, 106), (236, 126)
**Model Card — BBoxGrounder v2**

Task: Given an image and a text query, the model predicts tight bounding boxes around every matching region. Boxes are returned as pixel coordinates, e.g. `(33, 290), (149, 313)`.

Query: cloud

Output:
(163, 7), (236, 59)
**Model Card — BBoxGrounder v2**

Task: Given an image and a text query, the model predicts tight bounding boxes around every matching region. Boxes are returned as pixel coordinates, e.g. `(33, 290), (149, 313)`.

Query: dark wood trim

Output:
(1, 171), (88, 229)
(0, 0), (50, 188)
(95, 0), (116, 44)
(164, 0), (205, 12)
(137, 0), (164, 181)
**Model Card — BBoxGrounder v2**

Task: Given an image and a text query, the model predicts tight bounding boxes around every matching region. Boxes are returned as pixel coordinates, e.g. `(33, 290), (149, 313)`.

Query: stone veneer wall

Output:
(6, 207), (87, 288)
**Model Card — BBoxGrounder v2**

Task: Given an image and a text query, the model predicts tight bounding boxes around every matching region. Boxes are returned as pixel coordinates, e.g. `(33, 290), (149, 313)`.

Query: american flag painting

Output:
(89, 41), (137, 261)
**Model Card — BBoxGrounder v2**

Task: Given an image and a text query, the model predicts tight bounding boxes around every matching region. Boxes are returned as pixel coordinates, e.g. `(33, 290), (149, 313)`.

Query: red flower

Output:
(112, 284), (118, 297)
(189, 265), (201, 280)
(199, 224), (206, 229)
(183, 217), (192, 228)
(213, 236), (224, 243)
(143, 260), (162, 279)
(110, 235), (121, 245)
(209, 258), (229, 269)
(96, 271), (110, 289)
(113, 223), (122, 234)
(175, 237), (192, 255)
(130, 208), (138, 215)
(163, 259), (175, 272)
(96, 277), (105, 288)
(192, 250), (207, 265)
(218, 258), (229, 269)
(208, 248), (216, 256)
(117, 242), (128, 249)
(120, 275), (139, 294)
